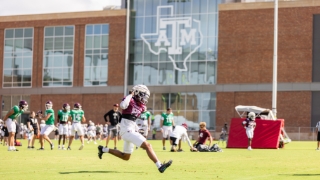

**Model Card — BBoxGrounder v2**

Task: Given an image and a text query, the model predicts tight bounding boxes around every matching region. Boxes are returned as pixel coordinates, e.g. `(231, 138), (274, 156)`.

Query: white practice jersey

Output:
(170, 125), (192, 147)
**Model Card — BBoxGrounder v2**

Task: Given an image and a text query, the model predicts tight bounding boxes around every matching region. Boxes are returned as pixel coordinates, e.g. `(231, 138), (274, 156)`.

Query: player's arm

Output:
(172, 117), (175, 127)
(184, 132), (195, 150)
(57, 114), (61, 124)
(120, 92), (134, 109)
(207, 133), (213, 148)
(3, 109), (15, 121)
(242, 121), (246, 128)
(27, 121), (32, 131)
(41, 113), (52, 121)
(81, 115), (86, 123)
(147, 114), (151, 131)
(105, 112), (111, 125)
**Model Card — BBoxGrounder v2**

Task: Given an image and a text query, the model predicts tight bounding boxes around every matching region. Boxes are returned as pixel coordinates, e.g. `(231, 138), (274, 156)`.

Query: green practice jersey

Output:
(45, 109), (55, 125)
(70, 109), (85, 122)
(58, 110), (70, 123)
(161, 112), (174, 126)
(8, 105), (24, 120)
(139, 111), (151, 121)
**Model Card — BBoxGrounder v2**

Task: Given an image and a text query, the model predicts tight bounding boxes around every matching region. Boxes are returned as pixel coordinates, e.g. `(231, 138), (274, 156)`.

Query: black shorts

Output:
(55, 131), (59, 135)
(170, 137), (178, 146)
(34, 129), (38, 135)
(317, 131), (320, 141)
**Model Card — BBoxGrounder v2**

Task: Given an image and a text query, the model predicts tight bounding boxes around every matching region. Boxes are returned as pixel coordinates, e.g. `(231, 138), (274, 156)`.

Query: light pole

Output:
(272, 0), (278, 117)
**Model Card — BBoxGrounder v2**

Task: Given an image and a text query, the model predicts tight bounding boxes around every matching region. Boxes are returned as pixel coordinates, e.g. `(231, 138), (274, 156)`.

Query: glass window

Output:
(84, 24), (109, 86)
(3, 28), (33, 88)
(129, 0), (219, 85)
(43, 26), (74, 87)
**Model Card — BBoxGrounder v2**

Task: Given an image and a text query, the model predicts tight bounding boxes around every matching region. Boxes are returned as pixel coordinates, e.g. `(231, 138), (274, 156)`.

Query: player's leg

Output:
(169, 137), (177, 152)
(42, 125), (54, 150)
(113, 129), (118, 149)
(98, 138), (131, 161)
(105, 128), (112, 147)
(67, 125), (76, 150)
(162, 126), (168, 150)
(77, 124), (85, 150)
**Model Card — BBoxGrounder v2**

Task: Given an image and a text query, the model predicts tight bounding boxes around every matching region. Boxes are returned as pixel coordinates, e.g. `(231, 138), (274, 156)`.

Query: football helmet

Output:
(19, 100), (28, 111)
(248, 112), (256, 120)
(45, 101), (53, 110)
(74, 103), (81, 110)
(132, 84), (150, 104)
(62, 103), (70, 111)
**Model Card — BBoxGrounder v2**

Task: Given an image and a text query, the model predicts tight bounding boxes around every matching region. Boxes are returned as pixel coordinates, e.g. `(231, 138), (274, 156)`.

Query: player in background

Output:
(3, 100), (28, 151)
(169, 123), (197, 152)
(193, 122), (213, 150)
(160, 108), (175, 150)
(242, 112), (256, 150)
(38, 101), (55, 150)
(315, 120), (320, 150)
(0, 120), (4, 144)
(57, 103), (71, 150)
(87, 122), (97, 144)
(135, 109), (151, 149)
(67, 103), (86, 150)
(26, 111), (40, 149)
(98, 85), (173, 173)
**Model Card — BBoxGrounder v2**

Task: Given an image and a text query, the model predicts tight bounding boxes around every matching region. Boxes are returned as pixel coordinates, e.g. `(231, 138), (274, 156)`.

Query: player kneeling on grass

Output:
(169, 123), (197, 152)
(67, 103), (86, 150)
(192, 122), (213, 152)
(97, 85), (173, 173)
(242, 112), (256, 151)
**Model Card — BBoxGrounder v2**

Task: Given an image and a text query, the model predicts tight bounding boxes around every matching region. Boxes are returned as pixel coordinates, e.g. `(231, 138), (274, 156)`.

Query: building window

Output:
(3, 28), (33, 88)
(84, 24), (109, 86)
(43, 26), (74, 87)
(129, 0), (220, 85)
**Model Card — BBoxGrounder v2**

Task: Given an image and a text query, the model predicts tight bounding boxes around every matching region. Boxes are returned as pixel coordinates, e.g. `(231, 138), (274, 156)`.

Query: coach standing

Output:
(104, 104), (122, 150)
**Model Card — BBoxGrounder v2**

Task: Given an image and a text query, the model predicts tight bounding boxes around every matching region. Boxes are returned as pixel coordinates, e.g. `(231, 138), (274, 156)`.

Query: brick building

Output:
(1, 0), (319, 130)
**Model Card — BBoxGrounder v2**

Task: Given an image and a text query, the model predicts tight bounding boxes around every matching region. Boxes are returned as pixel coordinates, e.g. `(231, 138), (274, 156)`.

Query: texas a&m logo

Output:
(141, 6), (203, 71)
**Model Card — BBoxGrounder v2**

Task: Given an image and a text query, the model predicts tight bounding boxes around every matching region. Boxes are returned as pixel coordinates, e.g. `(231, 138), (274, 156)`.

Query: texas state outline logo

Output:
(141, 5), (203, 71)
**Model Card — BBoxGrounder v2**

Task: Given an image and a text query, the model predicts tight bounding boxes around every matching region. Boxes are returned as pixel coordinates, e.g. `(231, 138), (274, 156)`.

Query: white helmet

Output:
(45, 101), (53, 110)
(132, 84), (150, 104)
(248, 112), (256, 120)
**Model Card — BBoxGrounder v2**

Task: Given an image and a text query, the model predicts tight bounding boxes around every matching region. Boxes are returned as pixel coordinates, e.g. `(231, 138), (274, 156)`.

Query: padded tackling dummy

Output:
(227, 118), (284, 149)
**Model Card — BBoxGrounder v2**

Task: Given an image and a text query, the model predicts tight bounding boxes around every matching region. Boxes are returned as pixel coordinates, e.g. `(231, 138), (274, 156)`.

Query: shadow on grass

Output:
(59, 171), (142, 174)
(279, 174), (320, 176)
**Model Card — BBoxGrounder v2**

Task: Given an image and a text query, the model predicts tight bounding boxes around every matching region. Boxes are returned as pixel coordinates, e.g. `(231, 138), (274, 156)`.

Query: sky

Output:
(0, 0), (122, 16)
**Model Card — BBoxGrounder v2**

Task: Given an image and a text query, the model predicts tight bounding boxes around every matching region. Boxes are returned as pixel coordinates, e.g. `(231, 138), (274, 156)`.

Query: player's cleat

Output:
(114, 147), (117, 150)
(37, 148), (45, 150)
(98, 145), (104, 159)
(50, 143), (54, 150)
(67, 147), (71, 150)
(316, 148), (319, 151)
(158, 160), (173, 173)
(177, 149), (184, 152)
(79, 144), (84, 150)
(163, 147), (166, 150)
(247, 146), (252, 151)
(27, 146), (31, 149)
(31, 146), (35, 149)
(62, 147), (66, 150)
(13, 149), (19, 151)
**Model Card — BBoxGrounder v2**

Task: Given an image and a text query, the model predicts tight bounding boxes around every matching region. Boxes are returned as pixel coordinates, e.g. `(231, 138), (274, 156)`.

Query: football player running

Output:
(57, 103), (71, 150)
(67, 103), (86, 150)
(38, 101), (55, 150)
(242, 112), (256, 150)
(3, 100), (28, 151)
(98, 85), (173, 173)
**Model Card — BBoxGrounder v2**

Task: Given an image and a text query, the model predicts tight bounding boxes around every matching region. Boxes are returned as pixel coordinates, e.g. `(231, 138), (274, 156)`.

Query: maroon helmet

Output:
(62, 103), (70, 111)
(19, 100), (28, 110)
(74, 103), (81, 109)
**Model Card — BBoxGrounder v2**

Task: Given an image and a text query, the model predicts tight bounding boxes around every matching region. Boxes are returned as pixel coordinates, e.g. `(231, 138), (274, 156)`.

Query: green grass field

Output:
(1, 139), (320, 180)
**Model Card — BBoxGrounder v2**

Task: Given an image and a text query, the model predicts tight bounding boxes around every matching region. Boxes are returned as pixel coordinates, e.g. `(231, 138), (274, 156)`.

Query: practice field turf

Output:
(1, 140), (320, 180)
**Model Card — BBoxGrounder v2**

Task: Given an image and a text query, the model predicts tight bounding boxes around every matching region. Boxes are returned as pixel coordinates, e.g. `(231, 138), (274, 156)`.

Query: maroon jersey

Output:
(198, 129), (211, 144)
(242, 118), (256, 129)
(121, 97), (146, 118)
